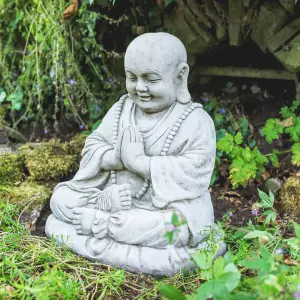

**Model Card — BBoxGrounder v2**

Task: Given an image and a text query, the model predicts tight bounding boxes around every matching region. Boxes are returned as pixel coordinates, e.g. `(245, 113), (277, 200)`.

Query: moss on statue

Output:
(20, 140), (78, 181)
(280, 177), (300, 218)
(0, 154), (24, 185)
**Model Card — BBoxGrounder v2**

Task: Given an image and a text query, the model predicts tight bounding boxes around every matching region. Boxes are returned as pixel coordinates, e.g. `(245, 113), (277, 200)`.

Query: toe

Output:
(72, 219), (81, 225)
(120, 190), (127, 197)
(73, 207), (82, 215)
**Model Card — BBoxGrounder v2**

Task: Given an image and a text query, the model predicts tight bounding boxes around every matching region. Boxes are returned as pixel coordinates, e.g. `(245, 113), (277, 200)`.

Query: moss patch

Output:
(0, 181), (52, 212)
(67, 134), (86, 161)
(20, 140), (78, 181)
(280, 177), (300, 218)
(0, 153), (24, 185)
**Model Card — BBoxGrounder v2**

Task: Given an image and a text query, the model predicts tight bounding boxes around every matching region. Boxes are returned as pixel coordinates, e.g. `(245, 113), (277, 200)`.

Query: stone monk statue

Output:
(45, 32), (225, 276)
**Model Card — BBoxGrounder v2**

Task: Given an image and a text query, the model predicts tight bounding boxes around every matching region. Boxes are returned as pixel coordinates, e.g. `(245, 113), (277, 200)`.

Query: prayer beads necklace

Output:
(110, 95), (202, 199)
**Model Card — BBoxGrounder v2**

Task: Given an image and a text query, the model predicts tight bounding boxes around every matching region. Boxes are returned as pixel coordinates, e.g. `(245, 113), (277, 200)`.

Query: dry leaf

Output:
(283, 258), (299, 266)
(62, 0), (79, 20)
(261, 171), (270, 181)
(224, 191), (242, 205)
(0, 285), (15, 294)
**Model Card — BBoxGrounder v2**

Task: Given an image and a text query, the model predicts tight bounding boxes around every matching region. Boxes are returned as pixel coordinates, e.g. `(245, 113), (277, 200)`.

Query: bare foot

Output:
(72, 207), (96, 235)
(110, 183), (132, 212)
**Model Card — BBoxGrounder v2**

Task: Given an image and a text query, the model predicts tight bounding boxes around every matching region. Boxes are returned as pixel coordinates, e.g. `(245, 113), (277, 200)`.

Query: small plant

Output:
(213, 99), (300, 188)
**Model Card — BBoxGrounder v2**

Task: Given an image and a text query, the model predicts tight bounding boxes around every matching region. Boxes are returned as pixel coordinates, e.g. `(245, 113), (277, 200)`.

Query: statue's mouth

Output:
(138, 95), (152, 102)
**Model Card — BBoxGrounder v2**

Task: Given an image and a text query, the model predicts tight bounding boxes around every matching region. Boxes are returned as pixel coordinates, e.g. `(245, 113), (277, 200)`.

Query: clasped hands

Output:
(103, 125), (151, 179)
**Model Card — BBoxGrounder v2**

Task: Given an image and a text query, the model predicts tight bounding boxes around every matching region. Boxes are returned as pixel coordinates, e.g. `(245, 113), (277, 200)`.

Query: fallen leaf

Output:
(224, 191), (242, 205)
(261, 171), (270, 181)
(62, 0), (79, 20)
(0, 285), (15, 294)
(283, 258), (299, 266)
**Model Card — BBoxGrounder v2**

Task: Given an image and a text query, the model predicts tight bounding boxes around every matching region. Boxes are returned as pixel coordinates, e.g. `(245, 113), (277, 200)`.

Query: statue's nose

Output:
(136, 80), (148, 92)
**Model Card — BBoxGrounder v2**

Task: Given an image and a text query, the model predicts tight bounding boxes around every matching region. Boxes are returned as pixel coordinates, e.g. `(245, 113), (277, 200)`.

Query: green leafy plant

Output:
(213, 99), (300, 188)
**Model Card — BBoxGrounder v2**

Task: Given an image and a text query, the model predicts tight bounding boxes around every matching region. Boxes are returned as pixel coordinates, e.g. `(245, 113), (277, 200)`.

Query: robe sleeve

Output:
(150, 108), (216, 209)
(69, 100), (121, 189)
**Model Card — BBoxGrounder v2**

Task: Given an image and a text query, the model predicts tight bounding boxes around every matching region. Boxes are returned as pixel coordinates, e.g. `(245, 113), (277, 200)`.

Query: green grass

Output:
(0, 201), (299, 300)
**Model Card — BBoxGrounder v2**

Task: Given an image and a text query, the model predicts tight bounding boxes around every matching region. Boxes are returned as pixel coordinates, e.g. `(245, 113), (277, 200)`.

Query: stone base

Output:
(45, 214), (226, 277)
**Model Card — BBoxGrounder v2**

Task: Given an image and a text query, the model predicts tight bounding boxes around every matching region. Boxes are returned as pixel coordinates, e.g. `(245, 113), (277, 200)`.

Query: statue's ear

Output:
(176, 62), (191, 104)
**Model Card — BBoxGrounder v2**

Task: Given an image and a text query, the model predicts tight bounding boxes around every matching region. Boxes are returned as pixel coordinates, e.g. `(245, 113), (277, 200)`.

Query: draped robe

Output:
(46, 96), (224, 276)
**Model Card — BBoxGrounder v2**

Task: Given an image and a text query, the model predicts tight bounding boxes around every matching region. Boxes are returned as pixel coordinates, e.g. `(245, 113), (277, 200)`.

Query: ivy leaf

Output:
(243, 230), (268, 239)
(291, 142), (300, 166)
(291, 99), (300, 112)
(92, 119), (102, 131)
(238, 117), (249, 138)
(269, 150), (279, 167)
(171, 211), (179, 226)
(0, 89), (6, 102)
(234, 132), (243, 145)
(257, 188), (274, 209)
(6, 90), (24, 111)
(280, 106), (294, 119)
(217, 133), (234, 155)
(285, 117), (300, 142)
(263, 210), (276, 225)
(230, 157), (256, 188)
(160, 285), (186, 300)
(293, 222), (300, 239)
(216, 129), (226, 141)
(261, 119), (284, 143)
(213, 257), (225, 278)
(191, 251), (213, 270)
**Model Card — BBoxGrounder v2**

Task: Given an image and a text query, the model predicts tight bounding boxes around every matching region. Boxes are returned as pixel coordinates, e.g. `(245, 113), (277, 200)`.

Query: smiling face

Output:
(124, 33), (188, 113)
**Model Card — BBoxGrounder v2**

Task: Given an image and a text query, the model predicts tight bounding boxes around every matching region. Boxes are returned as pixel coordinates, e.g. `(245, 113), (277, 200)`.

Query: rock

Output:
(261, 178), (283, 195)
(0, 181), (53, 231)
(19, 140), (78, 182)
(251, 1), (289, 52)
(0, 153), (24, 185)
(280, 177), (300, 218)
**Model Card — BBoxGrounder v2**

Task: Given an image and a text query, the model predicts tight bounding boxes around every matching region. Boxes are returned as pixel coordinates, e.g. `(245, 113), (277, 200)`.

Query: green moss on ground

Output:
(0, 154), (24, 185)
(280, 177), (300, 218)
(20, 140), (78, 181)
(0, 181), (52, 212)
(67, 134), (86, 161)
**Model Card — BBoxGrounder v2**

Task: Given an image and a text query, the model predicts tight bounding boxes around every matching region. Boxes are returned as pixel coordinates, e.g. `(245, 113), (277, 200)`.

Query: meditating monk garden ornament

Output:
(45, 32), (226, 276)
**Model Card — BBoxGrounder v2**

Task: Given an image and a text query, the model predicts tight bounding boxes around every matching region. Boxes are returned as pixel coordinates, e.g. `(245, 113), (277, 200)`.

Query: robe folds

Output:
(46, 96), (223, 275)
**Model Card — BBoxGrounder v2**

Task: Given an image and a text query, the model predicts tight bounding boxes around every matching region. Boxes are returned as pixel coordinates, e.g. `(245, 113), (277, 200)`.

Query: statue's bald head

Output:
(125, 33), (187, 70)
(124, 33), (191, 111)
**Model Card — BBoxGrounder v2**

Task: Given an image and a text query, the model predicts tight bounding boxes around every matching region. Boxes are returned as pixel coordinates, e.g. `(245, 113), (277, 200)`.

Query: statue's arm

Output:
(81, 101), (125, 172)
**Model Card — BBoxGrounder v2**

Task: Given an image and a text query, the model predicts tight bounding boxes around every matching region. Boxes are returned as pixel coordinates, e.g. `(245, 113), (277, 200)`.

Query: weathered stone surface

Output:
(279, 0), (295, 15)
(251, 1), (289, 52)
(280, 177), (300, 218)
(164, 6), (218, 56)
(20, 140), (78, 181)
(0, 181), (53, 231)
(228, 0), (244, 46)
(268, 18), (300, 53)
(274, 33), (300, 72)
(45, 32), (225, 276)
